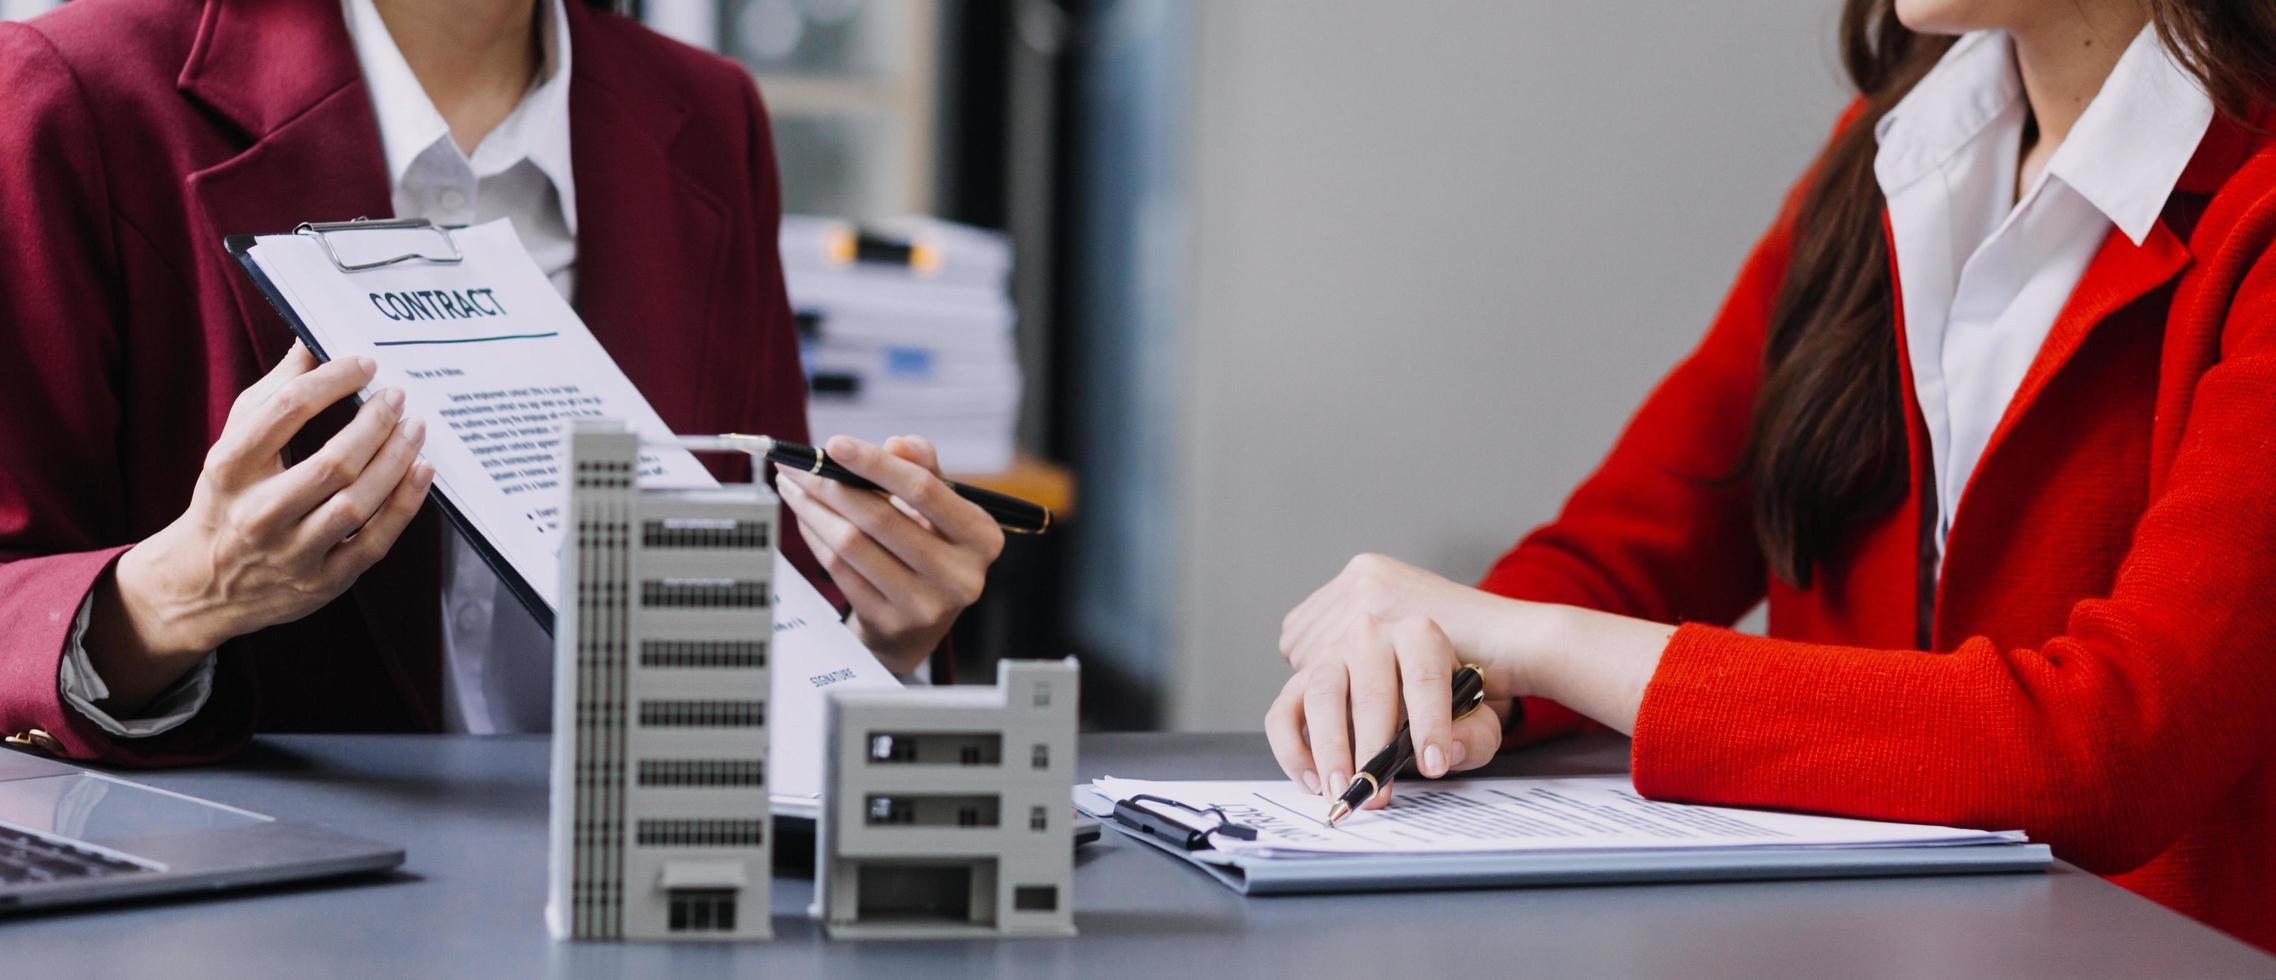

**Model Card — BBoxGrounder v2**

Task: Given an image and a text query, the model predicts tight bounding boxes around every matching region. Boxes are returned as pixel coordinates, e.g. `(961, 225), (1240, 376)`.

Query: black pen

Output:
(1324, 663), (1487, 827)
(702, 433), (1052, 535)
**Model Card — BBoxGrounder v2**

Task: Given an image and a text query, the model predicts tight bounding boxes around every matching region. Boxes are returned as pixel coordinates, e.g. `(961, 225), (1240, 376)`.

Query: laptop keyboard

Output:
(0, 824), (152, 885)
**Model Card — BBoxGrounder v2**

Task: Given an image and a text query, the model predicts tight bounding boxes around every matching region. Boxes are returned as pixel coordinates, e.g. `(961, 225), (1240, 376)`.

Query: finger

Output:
(824, 435), (996, 547)
(780, 466), (957, 580)
(1449, 701), (1506, 773)
(786, 507), (896, 621)
(234, 342), (316, 413)
(779, 474), (923, 602)
(1300, 665), (1353, 801)
(215, 354), (378, 482)
(252, 388), (408, 528)
(237, 341), (318, 410)
(322, 459), (434, 581)
(207, 343), (321, 487)
(1389, 617), (1459, 779)
(294, 417), (425, 551)
(1265, 676), (1321, 795)
(1344, 616), (1403, 793)
(878, 438), (942, 533)
(883, 434), (942, 475)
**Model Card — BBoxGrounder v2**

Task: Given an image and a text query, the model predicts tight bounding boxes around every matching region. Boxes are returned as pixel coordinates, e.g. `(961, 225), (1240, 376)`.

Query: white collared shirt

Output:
(344, 0), (578, 296)
(1876, 26), (2211, 569)
(342, 0), (578, 734)
(57, 0), (583, 737)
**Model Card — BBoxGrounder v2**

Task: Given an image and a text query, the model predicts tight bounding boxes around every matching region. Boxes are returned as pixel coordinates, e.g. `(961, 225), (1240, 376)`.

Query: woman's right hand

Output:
(85, 344), (435, 711)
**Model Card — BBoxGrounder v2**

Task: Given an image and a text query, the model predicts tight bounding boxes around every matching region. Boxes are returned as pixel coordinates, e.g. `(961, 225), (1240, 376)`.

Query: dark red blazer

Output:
(0, 0), (850, 764)
(1483, 105), (2276, 950)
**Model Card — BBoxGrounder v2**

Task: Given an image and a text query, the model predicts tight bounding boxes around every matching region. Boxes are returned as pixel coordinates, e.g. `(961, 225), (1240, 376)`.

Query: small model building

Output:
(547, 419), (776, 941)
(813, 658), (1080, 939)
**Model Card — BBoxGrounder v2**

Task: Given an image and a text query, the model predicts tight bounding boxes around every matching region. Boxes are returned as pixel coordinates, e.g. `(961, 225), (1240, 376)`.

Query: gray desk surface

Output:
(5, 732), (2272, 979)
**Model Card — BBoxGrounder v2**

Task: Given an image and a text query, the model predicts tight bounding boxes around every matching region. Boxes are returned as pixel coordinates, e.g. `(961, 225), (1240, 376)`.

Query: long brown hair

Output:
(1742, 0), (2276, 588)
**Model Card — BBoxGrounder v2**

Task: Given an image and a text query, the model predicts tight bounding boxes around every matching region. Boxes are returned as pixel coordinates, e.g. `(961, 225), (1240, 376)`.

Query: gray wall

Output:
(1157, 1), (1851, 729)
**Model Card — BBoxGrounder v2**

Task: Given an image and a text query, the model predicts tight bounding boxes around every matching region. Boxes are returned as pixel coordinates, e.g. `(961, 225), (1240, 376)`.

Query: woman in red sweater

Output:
(1266, 0), (2276, 952)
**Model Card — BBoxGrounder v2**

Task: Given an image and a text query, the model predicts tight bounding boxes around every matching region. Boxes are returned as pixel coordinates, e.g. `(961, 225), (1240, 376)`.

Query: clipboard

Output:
(225, 218), (553, 634)
(1076, 785), (2052, 897)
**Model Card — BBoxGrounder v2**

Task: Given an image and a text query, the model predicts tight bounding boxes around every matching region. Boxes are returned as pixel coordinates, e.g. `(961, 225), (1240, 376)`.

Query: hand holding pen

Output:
(1326, 664), (1489, 825)
(1267, 564), (1524, 810)
(769, 434), (1014, 673)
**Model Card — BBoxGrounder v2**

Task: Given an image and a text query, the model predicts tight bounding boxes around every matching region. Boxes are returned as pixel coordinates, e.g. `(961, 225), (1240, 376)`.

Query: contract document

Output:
(1081, 775), (2047, 894)
(233, 220), (898, 806)
(1093, 776), (2024, 856)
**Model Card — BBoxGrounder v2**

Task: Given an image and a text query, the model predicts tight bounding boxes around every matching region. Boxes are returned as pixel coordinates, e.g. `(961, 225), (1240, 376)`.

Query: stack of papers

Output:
(1078, 775), (2046, 894)
(781, 216), (1021, 474)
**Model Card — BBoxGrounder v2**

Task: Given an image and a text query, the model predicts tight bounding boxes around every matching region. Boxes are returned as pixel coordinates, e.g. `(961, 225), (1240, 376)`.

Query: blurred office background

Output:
(6, 0), (1848, 731)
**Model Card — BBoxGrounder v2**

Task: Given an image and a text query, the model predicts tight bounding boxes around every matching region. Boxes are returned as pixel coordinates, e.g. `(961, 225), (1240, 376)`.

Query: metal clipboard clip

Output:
(1110, 794), (1259, 851)
(294, 217), (464, 273)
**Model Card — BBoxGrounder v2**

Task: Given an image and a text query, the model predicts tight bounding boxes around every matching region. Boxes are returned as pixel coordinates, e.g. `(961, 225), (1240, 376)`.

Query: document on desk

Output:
(1082, 775), (2048, 894)
(236, 220), (899, 804)
(1092, 776), (2023, 857)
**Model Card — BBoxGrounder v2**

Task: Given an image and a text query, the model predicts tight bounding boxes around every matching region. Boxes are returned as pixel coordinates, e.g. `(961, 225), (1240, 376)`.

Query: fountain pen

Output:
(1324, 663), (1488, 826)
(704, 434), (1052, 535)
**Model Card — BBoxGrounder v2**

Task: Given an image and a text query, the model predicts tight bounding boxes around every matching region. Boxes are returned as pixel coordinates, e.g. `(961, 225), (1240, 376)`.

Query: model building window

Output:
(635, 819), (767, 846)
(865, 732), (1000, 765)
(643, 518), (769, 550)
(869, 734), (918, 763)
(868, 797), (915, 825)
(1033, 683), (1050, 708)
(1013, 886), (1058, 912)
(639, 579), (768, 609)
(640, 639), (767, 669)
(1030, 806), (1048, 832)
(638, 759), (766, 787)
(1030, 744), (1049, 769)
(639, 700), (766, 728)
(668, 889), (738, 933)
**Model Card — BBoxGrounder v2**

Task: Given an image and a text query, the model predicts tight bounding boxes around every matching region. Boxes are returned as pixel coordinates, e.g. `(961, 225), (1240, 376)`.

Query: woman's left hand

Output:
(1271, 555), (1541, 803)
(776, 434), (1004, 674)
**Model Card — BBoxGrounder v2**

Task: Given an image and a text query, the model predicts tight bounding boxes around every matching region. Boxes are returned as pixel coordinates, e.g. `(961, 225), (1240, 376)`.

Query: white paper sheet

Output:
(767, 568), (899, 804)
(246, 220), (898, 801)
(1090, 776), (2025, 858)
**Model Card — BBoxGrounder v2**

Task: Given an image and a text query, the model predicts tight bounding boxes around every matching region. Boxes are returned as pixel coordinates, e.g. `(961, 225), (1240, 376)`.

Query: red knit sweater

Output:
(1481, 108), (2276, 951)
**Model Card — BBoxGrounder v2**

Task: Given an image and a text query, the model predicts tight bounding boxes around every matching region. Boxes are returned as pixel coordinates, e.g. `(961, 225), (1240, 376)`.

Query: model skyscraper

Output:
(547, 419), (775, 941)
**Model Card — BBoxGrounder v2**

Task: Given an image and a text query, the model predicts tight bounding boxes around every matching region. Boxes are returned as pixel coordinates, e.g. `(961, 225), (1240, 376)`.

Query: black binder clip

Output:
(822, 224), (941, 275)
(1111, 794), (1260, 850)
(294, 217), (464, 273)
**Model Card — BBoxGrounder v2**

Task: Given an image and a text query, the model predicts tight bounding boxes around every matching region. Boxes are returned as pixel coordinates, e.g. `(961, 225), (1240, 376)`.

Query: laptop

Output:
(0, 747), (402, 913)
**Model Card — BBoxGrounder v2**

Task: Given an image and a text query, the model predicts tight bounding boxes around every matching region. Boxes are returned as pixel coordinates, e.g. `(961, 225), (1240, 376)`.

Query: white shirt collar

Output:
(340, 0), (578, 234)
(2043, 25), (2213, 244)
(1875, 26), (2212, 245)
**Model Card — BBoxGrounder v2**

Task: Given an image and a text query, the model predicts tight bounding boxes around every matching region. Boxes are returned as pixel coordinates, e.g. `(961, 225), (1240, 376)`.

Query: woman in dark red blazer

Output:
(1269, 0), (2276, 952)
(0, 0), (996, 764)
